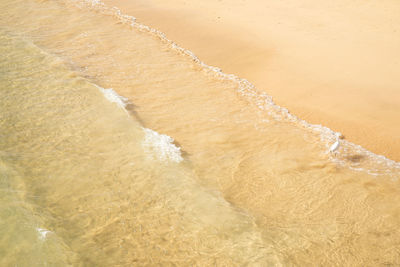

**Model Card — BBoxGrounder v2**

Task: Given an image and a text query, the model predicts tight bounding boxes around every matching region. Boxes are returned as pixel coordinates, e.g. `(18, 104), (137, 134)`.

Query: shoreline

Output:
(3, 0), (400, 264)
(103, 0), (400, 161)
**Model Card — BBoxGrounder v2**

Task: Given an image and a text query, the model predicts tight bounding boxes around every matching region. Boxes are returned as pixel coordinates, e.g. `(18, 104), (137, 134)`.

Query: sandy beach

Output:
(2, 0), (400, 265)
(104, 0), (400, 161)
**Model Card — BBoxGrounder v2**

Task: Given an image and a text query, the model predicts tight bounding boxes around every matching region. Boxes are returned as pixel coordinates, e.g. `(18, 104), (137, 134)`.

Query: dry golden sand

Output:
(104, 0), (400, 161)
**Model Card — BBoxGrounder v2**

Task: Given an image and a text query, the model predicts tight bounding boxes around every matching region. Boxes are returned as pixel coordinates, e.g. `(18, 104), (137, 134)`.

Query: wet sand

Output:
(104, 0), (400, 161)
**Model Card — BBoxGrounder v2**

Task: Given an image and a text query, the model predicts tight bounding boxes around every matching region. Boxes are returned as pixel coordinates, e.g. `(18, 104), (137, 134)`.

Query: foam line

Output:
(142, 128), (183, 163)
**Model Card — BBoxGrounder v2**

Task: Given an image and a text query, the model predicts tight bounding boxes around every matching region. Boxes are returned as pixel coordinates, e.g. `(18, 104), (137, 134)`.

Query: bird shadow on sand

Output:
(346, 154), (365, 163)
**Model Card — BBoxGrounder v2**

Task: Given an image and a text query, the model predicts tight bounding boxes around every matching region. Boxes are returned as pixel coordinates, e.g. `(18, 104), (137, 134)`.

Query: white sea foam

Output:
(37, 228), (51, 240)
(74, 0), (400, 177)
(142, 128), (183, 163)
(97, 86), (128, 109)
(75, 0), (136, 26)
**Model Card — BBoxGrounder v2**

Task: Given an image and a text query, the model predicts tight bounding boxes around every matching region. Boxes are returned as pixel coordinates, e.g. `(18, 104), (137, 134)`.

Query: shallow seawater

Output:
(0, 0), (400, 265)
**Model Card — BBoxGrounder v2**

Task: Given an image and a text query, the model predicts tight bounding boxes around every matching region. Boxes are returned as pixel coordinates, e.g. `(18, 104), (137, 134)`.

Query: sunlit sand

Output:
(1, 0), (399, 265)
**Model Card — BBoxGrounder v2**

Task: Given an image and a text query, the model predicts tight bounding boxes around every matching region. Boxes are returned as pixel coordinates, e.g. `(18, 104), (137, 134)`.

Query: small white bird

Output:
(329, 140), (340, 152)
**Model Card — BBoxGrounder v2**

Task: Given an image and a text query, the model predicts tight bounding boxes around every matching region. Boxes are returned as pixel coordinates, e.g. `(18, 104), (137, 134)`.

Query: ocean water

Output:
(0, 0), (400, 265)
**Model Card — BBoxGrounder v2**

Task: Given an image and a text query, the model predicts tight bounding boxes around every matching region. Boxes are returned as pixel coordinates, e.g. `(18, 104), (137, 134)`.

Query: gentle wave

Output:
(97, 84), (183, 163)
(72, 0), (400, 178)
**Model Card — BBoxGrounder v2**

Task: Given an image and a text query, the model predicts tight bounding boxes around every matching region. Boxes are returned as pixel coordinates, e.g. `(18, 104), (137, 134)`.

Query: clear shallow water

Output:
(0, 0), (400, 265)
